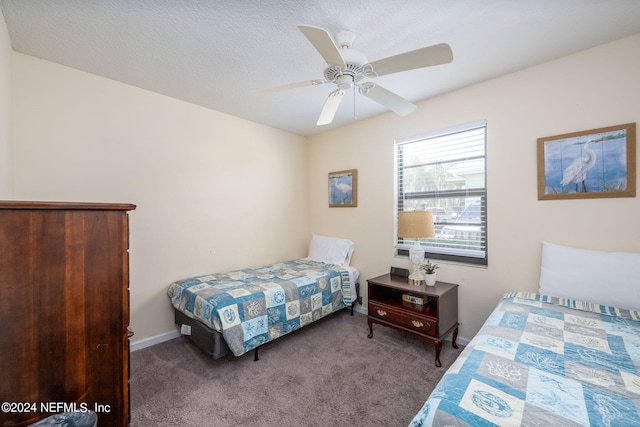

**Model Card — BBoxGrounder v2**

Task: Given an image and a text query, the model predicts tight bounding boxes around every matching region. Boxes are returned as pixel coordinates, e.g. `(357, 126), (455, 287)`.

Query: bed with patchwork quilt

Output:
(409, 242), (640, 426)
(410, 292), (640, 426)
(168, 258), (357, 358)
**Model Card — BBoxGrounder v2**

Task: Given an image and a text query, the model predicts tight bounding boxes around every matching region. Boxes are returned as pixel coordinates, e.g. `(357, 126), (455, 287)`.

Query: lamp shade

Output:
(398, 211), (435, 239)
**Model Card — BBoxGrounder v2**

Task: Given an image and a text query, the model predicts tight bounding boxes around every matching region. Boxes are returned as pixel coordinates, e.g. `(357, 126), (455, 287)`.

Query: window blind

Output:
(395, 120), (487, 265)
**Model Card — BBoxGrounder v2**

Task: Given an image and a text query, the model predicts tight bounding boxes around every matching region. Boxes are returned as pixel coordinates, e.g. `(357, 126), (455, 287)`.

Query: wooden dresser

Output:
(0, 201), (136, 427)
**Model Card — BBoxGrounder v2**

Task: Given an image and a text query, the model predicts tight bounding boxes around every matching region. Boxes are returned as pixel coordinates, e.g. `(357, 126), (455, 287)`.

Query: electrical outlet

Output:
(180, 324), (192, 335)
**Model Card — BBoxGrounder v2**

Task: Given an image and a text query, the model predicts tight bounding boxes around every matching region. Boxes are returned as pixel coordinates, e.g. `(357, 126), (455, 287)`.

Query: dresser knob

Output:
(412, 320), (424, 328)
(377, 309), (387, 317)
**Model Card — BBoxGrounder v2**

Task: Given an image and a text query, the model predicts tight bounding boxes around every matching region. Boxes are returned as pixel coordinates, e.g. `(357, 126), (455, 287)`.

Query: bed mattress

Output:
(168, 259), (355, 357)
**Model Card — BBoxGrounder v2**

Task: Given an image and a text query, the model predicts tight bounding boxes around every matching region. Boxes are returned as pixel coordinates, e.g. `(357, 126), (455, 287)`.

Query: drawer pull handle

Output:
(377, 309), (387, 317)
(412, 320), (424, 328)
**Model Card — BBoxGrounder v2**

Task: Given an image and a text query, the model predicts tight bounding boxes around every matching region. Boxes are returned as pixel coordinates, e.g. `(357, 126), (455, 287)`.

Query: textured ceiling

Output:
(2, 0), (640, 136)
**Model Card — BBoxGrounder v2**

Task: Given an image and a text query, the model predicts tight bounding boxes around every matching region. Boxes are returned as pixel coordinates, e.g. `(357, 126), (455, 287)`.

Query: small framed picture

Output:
(537, 123), (636, 200)
(328, 169), (357, 207)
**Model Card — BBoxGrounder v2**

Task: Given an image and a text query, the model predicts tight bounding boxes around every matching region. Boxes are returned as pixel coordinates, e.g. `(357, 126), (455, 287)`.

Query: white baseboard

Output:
(352, 304), (367, 315)
(130, 329), (181, 352)
(455, 336), (470, 347)
(131, 307), (471, 352)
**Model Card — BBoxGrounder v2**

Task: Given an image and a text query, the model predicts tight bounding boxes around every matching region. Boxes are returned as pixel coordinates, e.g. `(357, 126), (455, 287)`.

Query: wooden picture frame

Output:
(328, 169), (357, 207)
(537, 123), (636, 200)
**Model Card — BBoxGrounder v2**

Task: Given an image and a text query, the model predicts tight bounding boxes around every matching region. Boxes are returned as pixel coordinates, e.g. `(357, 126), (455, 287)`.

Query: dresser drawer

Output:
(369, 301), (437, 336)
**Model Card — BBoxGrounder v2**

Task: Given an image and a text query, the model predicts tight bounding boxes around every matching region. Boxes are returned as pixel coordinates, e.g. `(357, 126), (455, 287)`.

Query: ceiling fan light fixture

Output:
(336, 75), (353, 90)
(324, 63), (363, 82)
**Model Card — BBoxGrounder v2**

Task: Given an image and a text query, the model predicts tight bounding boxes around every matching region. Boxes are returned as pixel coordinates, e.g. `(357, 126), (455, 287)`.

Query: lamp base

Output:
(408, 268), (426, 286)
(408, 277), (426, 286)
(408, 241), (426, 286)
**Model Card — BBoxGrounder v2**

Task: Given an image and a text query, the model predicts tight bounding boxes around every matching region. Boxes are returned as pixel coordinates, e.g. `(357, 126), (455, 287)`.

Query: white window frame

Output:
(395, 120), (488, 266)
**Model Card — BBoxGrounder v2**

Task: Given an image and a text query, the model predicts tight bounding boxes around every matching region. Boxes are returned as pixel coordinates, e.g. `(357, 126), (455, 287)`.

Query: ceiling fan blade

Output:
(316, 89), (345, 126)
(297, 24), (346, 68)
(367, 43), (453, 77)
(251, 79), (327, 96)
(360, 84), (417, 116)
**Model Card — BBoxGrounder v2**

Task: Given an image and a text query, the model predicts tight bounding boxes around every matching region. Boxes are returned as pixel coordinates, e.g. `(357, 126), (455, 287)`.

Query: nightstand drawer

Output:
(369, 301), (437, 336)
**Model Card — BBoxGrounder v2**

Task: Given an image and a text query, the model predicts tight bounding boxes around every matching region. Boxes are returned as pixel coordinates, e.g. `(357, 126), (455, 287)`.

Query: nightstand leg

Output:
(452, 326), (459, 349)
(434, 342), (442, 368)
(367, 318), (373, 338)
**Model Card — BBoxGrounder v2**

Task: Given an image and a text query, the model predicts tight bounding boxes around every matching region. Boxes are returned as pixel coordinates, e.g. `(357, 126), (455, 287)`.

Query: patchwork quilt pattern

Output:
(410, 292), (640, 427)
(167, 259), (351, 356)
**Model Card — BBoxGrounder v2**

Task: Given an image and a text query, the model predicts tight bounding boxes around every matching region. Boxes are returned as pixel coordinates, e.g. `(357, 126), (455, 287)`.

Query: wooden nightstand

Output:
(367, 273), (459, 367)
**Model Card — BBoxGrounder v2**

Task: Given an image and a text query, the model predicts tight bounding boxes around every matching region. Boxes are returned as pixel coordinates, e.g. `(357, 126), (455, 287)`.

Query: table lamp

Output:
(397, 211), (435, 285)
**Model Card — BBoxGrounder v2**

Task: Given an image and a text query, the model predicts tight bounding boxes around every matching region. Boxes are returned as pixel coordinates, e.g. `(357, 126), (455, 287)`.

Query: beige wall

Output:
(308, 34), (640, 341)
(11, 53), (309, 342)
(0, 13), (12, 197)
(8, 32), (640, 346)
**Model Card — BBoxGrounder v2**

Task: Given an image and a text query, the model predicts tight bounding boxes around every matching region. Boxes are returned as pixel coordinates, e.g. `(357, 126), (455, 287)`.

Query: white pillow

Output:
(307, 234), (355, 266)
(539, 241), (640, 311)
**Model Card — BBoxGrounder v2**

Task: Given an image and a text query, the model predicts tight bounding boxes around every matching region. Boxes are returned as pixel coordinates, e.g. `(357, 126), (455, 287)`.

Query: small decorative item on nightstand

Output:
(402, 293), (427, 305)
(423, 260), (439, 286)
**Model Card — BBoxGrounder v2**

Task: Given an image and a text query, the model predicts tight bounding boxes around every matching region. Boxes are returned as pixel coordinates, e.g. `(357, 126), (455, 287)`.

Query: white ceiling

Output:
(2, 1), (640, 137)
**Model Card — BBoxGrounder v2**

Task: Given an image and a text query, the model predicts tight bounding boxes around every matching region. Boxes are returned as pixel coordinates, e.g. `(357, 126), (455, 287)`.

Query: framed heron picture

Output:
(537, 123), (636, 200)
(328, 169), (357, 207)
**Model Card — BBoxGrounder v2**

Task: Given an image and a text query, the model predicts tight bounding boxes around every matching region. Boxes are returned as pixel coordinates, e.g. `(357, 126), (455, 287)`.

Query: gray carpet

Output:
(130, 310), (463, 427)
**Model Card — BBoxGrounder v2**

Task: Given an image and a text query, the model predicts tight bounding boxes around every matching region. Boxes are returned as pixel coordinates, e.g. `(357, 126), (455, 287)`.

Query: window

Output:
(395, 120), (487, 265)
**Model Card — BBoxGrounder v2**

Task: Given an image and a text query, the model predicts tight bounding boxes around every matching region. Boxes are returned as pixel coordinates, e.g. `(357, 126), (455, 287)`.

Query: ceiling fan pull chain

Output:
(352, 85), (357, 121)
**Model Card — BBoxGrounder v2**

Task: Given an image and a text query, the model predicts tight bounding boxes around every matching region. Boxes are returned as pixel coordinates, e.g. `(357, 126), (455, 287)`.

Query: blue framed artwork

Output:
(537, 123), (636, 200)
(328, 169), (357, 207)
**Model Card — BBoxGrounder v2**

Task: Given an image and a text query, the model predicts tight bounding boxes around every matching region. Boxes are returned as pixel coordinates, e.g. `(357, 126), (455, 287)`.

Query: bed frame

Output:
(174, 282), (360, 361)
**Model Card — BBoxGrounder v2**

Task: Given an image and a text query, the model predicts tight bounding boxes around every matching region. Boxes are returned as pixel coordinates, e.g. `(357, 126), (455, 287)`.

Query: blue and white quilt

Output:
(410, 292), (640, 426)
(167, 259), (352, 357)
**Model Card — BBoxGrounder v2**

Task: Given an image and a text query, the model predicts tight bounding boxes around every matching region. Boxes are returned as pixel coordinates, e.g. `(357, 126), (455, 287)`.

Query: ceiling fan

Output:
(252, 25), (453, 126)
